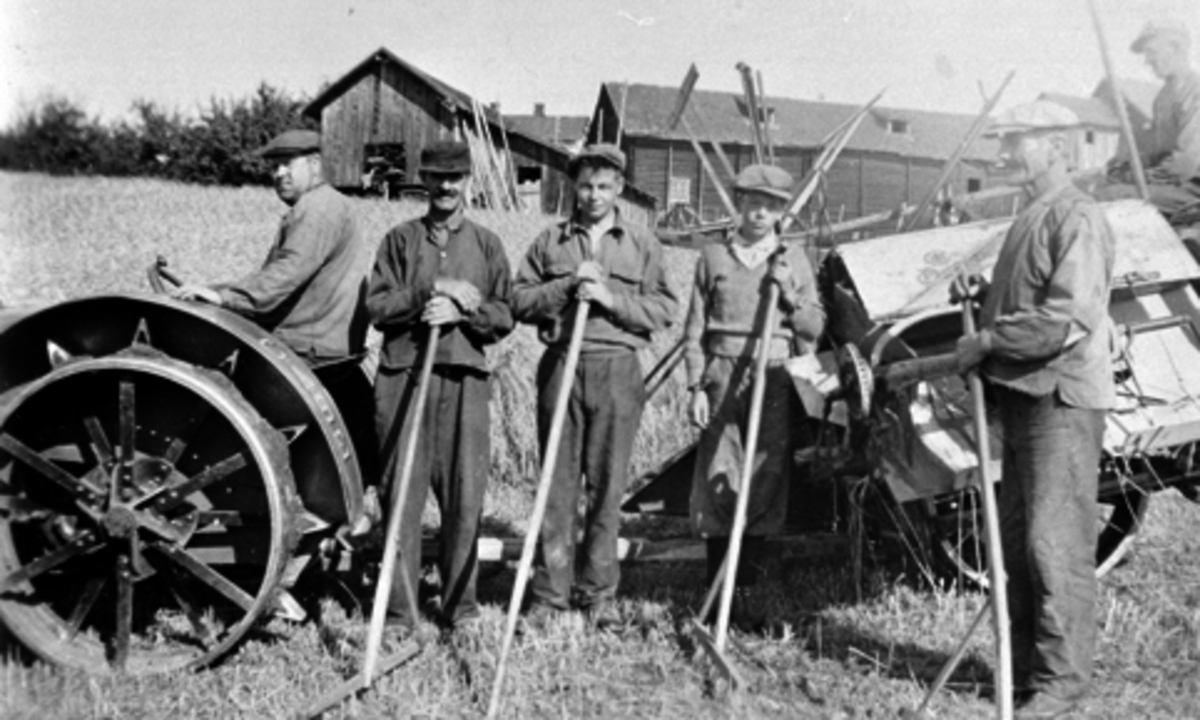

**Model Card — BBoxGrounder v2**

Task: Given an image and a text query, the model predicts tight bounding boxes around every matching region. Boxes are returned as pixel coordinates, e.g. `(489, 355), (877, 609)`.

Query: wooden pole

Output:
(961, 302), (1012, 720)
(756, 70), (775, 165)
(905, 598), (992, 718)
(901, 70), (1015, 233)
(644, 340), (687, 401)
(780, 96), (879, 233)
(681, 116), (738, 219)
(487, 301), (591, 720)
(1087, 0), (1149, 200)
(736, 62), (765, 164)
(714, 283), (779, 653)
(362, 324), (441, 683)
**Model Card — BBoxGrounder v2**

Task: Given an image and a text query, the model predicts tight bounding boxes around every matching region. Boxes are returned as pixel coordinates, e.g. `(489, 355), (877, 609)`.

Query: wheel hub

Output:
(102, 505), (139, 538)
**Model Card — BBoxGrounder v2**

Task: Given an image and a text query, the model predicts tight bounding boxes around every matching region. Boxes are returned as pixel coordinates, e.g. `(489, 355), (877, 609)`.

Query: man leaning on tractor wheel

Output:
(171, 128), (378, 499)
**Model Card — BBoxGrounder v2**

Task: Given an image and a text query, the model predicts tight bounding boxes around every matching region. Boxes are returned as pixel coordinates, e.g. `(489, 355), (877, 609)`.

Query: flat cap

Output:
(259, 129), (321, 160)
(568, 143), (626, 176)
(419, 141), (472, 175)
(734, 164), (793, 201)
(1131, 19), (1190, 53)
(984, 101), (1080, 138)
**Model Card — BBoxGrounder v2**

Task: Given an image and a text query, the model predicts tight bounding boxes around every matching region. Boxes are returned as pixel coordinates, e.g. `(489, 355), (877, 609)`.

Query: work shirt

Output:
(217, 183), (370, 361)
(683, 238), (825, 387)
(513, 211), (678, 354)
(979, 184), (1116, 410)
(367, 211), (514, 373)
(1145, 68), (1200, 183)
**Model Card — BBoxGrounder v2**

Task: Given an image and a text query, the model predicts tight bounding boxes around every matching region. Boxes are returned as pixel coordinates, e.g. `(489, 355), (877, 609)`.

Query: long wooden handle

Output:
(714, 283), (780, 653)
(487, 300), (591, 720)
(1088, 0), (1149, 201)
(962, 304), (1012, 720)
(362, 324), (441, 684)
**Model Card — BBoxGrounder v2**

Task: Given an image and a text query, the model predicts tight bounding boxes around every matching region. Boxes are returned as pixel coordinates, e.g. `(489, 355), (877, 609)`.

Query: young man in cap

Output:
(954, 100), (1116, 719)
(367, 140), (514, 634)
(1098, 20), (1200, 215)
(683, 164), (823, 623)
(513, 143), (678, 630)
(172, 128), (377, 496)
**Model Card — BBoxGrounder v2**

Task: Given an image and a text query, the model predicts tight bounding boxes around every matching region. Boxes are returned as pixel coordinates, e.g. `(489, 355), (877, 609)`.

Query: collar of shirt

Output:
(729, 231), (779, 269)
(423, 207), (465, 248)
(560, 211), (629, 259)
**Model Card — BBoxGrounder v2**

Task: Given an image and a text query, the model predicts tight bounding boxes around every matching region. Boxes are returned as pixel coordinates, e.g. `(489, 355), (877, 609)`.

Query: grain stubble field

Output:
(1, 171), (1197, 719)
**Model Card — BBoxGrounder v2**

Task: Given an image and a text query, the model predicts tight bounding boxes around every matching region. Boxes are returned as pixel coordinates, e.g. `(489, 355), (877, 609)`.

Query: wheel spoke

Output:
(113, 381), (136, 505)
(0, 433), (104, 500)
(112, 554), (133, 671)
(65, 575), (108, 640)
(0, 531), (98, 593)
(83, 415), (114, 468)
(141, 453), (247, 513)
(163, 400), (213, 466)
(151, 543), (255, 612)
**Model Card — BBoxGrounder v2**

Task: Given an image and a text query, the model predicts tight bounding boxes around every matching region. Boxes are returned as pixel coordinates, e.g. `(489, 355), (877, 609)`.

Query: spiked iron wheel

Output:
(0, 348), (301, 674)
(918, 480), (1149, 587)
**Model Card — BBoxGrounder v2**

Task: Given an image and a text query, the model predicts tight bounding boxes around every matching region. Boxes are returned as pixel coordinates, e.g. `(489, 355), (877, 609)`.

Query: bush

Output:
(0, 83), (315, 187)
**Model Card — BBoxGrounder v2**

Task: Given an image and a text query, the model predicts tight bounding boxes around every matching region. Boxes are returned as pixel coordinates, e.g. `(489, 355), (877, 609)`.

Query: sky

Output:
(2, 0), (1197, 129)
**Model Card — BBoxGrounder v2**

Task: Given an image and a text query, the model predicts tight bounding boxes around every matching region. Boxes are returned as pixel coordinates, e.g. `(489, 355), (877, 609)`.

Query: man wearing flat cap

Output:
(513, 143), (677, 631)
(367, 140), (514, 634)
(172, 127), (377, 497)
(1100, 20), (1200, 215)
(953, 100), (1116, 719)
(683, 164), (823, 624)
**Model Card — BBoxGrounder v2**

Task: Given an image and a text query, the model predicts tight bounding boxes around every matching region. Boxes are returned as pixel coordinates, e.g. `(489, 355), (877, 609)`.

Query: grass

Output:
(1, 171), (1199, 718)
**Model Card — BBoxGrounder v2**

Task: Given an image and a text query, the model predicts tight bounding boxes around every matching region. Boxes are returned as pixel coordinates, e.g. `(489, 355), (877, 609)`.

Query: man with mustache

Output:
(513, 144), (678, 631)
(171, 128), (377, 499)
(367, 140), (514, 635)
(1098, 20), (1200, 216)
(954, 101), (1116, 719)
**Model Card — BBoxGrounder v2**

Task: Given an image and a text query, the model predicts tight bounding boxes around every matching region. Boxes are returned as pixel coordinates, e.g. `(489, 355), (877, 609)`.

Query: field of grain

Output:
(1, 171), (1199, 719)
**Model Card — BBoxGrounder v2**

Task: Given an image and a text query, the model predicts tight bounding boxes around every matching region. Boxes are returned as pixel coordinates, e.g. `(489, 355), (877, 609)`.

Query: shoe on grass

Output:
(1015, 691), (1080, 719)
(586, 601), (624, 633)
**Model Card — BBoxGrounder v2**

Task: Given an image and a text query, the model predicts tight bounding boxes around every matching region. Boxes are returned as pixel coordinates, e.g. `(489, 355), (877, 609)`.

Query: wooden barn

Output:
(302, 48), (656, 222)
(587, 82), (1006, 228)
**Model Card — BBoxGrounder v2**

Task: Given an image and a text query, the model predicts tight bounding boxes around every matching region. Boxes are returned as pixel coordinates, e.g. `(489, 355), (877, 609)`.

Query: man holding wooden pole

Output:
(367, 141), (515, 634)
(513, 144), (678, 630)
(684, 165), (824, 624)
(954, 101), (1116, 719)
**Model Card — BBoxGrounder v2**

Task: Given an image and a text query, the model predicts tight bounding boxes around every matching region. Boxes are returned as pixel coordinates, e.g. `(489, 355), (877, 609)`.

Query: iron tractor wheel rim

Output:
(0, 349), (299, 675)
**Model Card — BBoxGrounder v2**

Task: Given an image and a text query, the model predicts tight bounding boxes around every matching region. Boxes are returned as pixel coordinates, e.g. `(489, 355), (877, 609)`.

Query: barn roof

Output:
(598, 82), (1000, 162)
(1037, 93), (1120, 128)
(505, 115), (590, 150)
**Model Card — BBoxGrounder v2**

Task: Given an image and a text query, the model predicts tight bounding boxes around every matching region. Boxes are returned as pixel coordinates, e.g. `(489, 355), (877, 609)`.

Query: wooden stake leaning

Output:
(1088, 0), (1149, 201)
(900, 70), (1015, 233)
(961, 301), (1012, 720)
(902, 598), (992, 719)
(298, 326), (441, 718)
(714, 283), (780, 654)
(667, 65), (738, 219)
(643, 337), (686, 401)
(486, 300), (591, 720)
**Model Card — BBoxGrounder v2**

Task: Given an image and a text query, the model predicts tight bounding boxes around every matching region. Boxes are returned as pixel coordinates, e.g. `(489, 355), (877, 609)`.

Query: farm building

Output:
(1038, 77), (1160, 172)
(505, 104), (590, 155)
(302, 48), (656, 222)
(587, 81), (1004, 227)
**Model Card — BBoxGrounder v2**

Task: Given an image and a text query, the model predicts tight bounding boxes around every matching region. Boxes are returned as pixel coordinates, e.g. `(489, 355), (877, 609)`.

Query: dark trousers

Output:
(314, 362), (378, 487)
(375, 365), (490, 626)
(996, 386), (1103, 701)
(530, 349), (645, 610)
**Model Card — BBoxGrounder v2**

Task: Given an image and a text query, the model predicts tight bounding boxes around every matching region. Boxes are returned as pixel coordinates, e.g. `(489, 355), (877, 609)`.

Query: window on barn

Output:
(887, 119), (910, 135)
(668, 176), (692, 206)
(967, 178), (982, 193)
(1085, 130), (1095, 144)
(516, 165), (542, 184)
